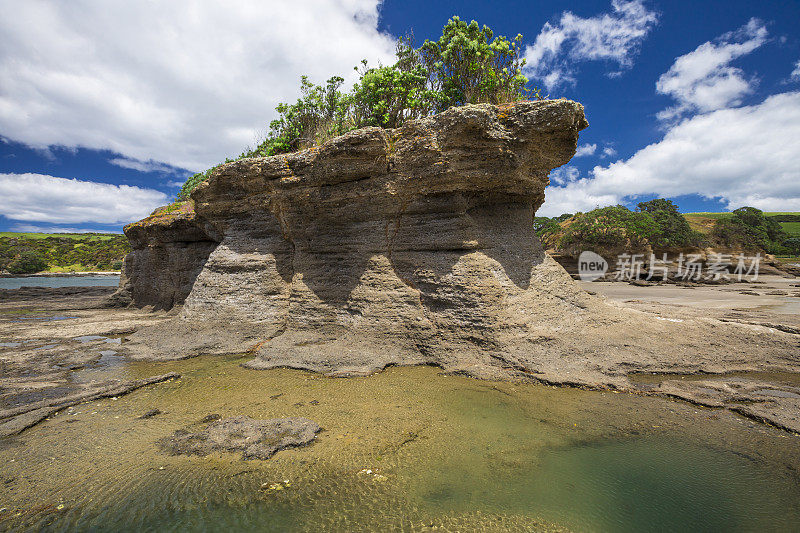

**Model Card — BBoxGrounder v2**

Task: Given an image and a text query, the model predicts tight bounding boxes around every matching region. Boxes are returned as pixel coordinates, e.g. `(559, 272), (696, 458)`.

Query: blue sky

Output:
(1, 0), (799, 232)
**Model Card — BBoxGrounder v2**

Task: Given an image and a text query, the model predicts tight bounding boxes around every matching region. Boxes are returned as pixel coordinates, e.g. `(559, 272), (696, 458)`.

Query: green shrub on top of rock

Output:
(177, 16), (539, 201)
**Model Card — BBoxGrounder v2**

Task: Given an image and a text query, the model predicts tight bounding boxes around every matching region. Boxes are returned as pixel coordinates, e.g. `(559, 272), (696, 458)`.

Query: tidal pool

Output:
(1, 355), (799, 532)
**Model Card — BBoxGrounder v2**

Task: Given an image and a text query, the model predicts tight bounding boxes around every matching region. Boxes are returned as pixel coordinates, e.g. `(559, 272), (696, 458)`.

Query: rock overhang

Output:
(115, 98), (795, 396)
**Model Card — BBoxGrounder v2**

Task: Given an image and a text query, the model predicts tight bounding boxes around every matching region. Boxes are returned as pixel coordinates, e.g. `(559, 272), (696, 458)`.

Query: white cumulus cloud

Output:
(0, 173), (168, 224)
(109, 157), (188, 175)
(574, 143), (597, 157)
(540, 92), (800, 216)
(656, 19), (768, 121)
(523, 0), (658, 90)
(601, 146), (617, 158)
(540, 178), (620, 216)
(0, 0), (395, 172)
(792, 60), (800, 81)
(550, 165), (580, 186)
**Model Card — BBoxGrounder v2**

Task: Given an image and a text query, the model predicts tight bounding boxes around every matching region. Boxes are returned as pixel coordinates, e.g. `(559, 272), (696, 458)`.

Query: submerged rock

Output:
(137, 408), (161, 419)
(0, 373), (180, 438)
(158, 416), (321, 460)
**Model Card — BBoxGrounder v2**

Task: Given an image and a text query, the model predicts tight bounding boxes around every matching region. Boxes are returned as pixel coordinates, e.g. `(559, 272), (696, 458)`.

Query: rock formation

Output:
(116, 202), (216, 310)
(117, 99), (798, 385)
(158, 416), (321, 460)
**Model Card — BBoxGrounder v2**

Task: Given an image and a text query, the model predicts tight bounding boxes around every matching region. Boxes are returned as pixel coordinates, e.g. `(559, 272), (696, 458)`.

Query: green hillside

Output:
(537, 205), (800, 259)
(684, 212), (800, 238)
(776, 221), (800, 237)
(0, 232), (120, 241)
(0, 233), (130, 274)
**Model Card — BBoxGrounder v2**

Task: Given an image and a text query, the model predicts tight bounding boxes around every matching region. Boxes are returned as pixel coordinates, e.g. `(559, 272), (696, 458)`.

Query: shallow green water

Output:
(1, 357), (799, 532)
(492, 438), (800, 532)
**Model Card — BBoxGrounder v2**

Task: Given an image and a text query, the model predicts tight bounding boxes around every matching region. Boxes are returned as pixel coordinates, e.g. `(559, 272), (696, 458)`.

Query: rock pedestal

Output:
(117, 100), (798, 383)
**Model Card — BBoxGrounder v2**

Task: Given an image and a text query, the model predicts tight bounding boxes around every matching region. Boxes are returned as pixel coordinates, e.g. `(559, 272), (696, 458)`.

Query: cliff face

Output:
(118, 100), (798, 382)
(115, 202), (217, 310)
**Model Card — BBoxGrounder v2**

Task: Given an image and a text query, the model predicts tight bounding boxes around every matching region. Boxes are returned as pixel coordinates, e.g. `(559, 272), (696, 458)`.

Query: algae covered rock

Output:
(158, 416), (321, 460)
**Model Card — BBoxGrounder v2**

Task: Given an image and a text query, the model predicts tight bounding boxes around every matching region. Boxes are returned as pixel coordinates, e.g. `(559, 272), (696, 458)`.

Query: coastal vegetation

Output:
(536, 204), (800, 257)
(708, 207), (785, 252)
(0, 233), (130, 274)
(178, 17), (538, 201)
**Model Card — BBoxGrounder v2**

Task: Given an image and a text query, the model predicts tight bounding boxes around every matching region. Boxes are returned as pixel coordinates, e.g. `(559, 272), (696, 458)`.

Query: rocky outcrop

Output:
(119, 99), (799, 384)
(114, 201), (217, 310)
(158, 416), (321, 460)
(0, 372), (180, 438)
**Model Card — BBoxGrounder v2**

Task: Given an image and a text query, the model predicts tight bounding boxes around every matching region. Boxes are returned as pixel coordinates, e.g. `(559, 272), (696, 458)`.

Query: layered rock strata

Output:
(118, 100), (799, 384)
(116, 201), (217, 310)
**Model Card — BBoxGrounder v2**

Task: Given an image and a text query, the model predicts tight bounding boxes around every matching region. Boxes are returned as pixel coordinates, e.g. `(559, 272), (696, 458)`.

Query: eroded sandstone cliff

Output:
(116, 201), (217, 310)
(117, 99), (798, 386)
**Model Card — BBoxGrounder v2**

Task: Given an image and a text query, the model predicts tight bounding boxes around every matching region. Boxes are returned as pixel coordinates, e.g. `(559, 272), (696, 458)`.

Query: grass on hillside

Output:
(1, 233), (130, 274)
(683, 212), (800, 237)
(0, 232), (121, 240)
(683, 212), (799, 217)
(779, 221), (800, 237)
(682, 214), (725, 234)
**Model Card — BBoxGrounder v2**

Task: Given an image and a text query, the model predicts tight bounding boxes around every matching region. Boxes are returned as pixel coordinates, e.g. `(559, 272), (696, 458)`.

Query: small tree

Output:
(252, 75), (350, 156)
(533, 217), (562, 249)
(349, 61), (435, 129)
(732, 207), (784, 241)
(561, 205), (658, 257)
(636, 199), (700, 249)
(711, 206), (786, 251)
(7, 251), (47, 274)
(781, 237), (800, 255)
(419, 17), (530, 110)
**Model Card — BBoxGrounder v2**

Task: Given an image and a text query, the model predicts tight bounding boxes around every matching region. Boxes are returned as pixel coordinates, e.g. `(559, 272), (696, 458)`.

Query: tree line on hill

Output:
(534, 200), (800, 257)
(178, 17), (539, 201)
(0, 235), (131, 274)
